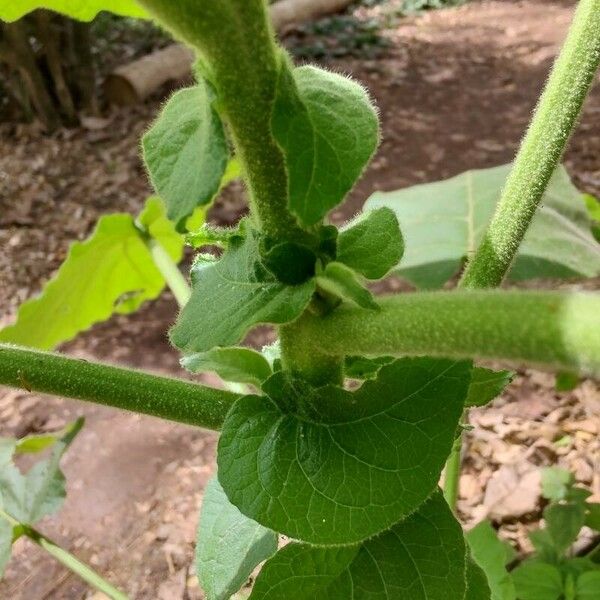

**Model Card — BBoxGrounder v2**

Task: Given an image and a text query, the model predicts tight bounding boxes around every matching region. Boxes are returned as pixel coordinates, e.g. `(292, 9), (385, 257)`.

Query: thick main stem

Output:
(296, 291), (600, 377)
(0, 345), (238, 430)
(460, 0), (600, 288)
(138, 0), (303, 241)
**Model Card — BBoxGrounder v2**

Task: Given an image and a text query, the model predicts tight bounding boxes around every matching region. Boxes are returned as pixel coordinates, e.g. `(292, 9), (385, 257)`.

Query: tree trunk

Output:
(0, 11), (100, 129)
(35, 10), (78, 125)
(69, 20), (98, 116)
(1, 19), (61, 131)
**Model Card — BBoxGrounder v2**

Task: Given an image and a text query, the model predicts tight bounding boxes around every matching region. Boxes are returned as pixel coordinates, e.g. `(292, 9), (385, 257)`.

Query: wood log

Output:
(104, 0), (354, 106)
(270, 0), (354, 29)
(104, 44), (194, 106)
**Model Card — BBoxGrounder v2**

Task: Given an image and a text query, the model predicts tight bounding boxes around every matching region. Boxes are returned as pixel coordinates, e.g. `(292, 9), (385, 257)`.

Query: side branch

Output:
(0, 345), (239, 430)
(297, 291), (600, 377)
(461, 0), (600, 288)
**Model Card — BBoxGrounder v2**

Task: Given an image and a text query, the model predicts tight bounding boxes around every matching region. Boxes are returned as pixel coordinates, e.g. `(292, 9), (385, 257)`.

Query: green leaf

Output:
(137, 195), (189, 255)
(142, 83), (229, 227)
(365, 164), (600, 288)
(0, 419), (83, 524)
(252, 544), (358, 600)
(466, 367), (514, 408)
(337, 207), (404, 280)
(182, 347), (273, 387)
(556, 372), (580, 392)
(197, 477), (278, 600)
(171, 226), (315, 353)
(218, 358), (470, 544)
(343, 356), (394, 380)
(466, 555), (493, 600)
(0, 199), (183, 350)
(529, 529), (560, 565)
(576, 572), (600, 600)
(544, 503), (586, 554)
(466, 521), (516, 600)
(560, 558), (599, 582)
(316, 262), (379, 310)
(0, 440), (16, 467)
(585, 504), (600, 531)
(542, 467), (574, 502)
(272, 64), (379, 226)
(0, 519), (12, 578)
(512, 562), (564, 600)
(0, 0), (146, 21)
(584, 194), (600, 243)
(250, 491), (467, 600)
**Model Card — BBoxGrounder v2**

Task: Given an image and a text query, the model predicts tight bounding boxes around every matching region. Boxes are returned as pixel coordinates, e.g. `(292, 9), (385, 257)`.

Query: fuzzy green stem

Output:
(0, 345), (238, 430)
(461, 0), (600, 288)
(137, 0), (302, 241)
(147, 238), (191, 307)
(279, 316), (344, 387)
(295, 291), (600, 377)
(0, 509), (128, 600)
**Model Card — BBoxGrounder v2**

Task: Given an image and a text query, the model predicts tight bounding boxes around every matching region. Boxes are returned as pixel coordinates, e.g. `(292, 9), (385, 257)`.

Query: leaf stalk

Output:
(0, 508), (128, 600)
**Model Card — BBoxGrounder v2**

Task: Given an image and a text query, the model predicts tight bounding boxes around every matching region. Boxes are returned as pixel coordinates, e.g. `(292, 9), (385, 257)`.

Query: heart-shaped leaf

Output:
(218, 358), (470, 544)
(337, 207), (404, 280)
(250, 491), (466, 600)
(197, 477), (278, 600)
(365, 164), (600, 288)
(171, 227), (315, 353)
(272, 64), (379, 226)
(143, 82), (229, 227)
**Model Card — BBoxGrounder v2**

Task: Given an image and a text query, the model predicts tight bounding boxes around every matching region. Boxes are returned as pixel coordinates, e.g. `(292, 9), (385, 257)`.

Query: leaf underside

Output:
(272, 64), (379, 226)
(365, 164), (600, 288)
(182, 347), (273, 387)
(197, 477), (278, 600)
(142, 83), (229, 227)
(337, 207), (404, 280)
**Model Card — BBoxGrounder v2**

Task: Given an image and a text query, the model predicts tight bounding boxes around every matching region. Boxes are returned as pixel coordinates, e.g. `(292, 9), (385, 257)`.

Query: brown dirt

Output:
(0, 0), (599, 598)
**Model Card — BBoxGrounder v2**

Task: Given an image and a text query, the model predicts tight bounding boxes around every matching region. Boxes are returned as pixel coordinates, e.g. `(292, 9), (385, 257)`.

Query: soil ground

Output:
(0, 0), (599, 598)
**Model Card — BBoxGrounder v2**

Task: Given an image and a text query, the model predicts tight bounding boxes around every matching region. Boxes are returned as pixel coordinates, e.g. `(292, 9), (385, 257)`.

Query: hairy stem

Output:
(279, 317), (344, 387)
(138, 0), (302, 241)
(147, 238), (191, 307)
(461, 0), (600, 288)
(0, 509), (127, 600)
(296, 291), (600, 377)
(0, 345), (238, 430)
